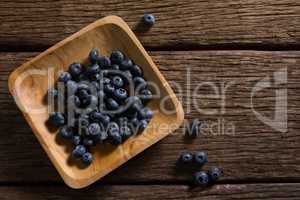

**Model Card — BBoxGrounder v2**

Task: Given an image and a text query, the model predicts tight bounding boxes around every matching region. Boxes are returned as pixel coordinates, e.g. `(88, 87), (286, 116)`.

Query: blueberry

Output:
(58, 71), (72, 83)
(90, 111), (110, 125)
(78, 89), (89, 100)
(108, 131), (122, 145)
(93, 131), (108, 143)
(72, 135), (81, 145)
(68, 63), (83, 79)
(104, 83), (115, 95)
(66, 80), (78, 95)
(98, 56), (111, 68)
(72, 145), (86, 158)
(112, 76), (124, 88)
(59, 126), (73, 139)
(82, 152), (93, 164)
(120, 126), (132, 140)
(106, 98), (119, 110)
(138, 107), (153, 120)
(47, 88), (58, 99)
(89, 48), (99, 63)
(86, 64), (100, 75)
(138, 119), (148, 132)
(111, 64), (120, 71)
(49, 112), (65, 127)
(194, 151), (207, 166)
(101, 77), (111, 85)
(110, 51), (124, 64)
(88, 123), (101, 136)
(208, 167), (222, 182)
(139, 89), (152, 102)
(120, 59), (133, 70)
(130, 64), (143, 77)
(107, 122), (120, 133)
(114, 88), (128, 101)
(142, 13), (155, 26)
(83, 138), (94, 147)
(133, 77), (147, 90)
(179, 152), (193, 164)
(194, 171), (209, 186)
(187, 119), (201, 137)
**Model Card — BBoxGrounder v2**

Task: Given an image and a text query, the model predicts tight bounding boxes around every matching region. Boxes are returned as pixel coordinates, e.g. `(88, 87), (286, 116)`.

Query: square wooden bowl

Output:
(8, 16), (184, 189)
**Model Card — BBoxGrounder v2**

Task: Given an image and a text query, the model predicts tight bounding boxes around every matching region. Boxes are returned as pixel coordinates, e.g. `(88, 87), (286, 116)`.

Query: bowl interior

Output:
(9, 16), (183, 188)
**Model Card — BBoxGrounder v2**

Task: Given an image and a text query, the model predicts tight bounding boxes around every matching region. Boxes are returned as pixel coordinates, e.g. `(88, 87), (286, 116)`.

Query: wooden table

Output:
(1, 0), (300, 199)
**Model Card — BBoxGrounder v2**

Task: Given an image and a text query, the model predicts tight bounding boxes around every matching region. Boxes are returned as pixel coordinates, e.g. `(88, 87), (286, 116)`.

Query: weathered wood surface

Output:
(0, 51), (299, 183)
(1, 184), (300, 199)
(1, 0), (300, 49)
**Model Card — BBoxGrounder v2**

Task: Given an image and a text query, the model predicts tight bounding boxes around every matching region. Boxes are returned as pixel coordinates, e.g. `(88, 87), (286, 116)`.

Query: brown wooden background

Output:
(1, 0), (300, 199)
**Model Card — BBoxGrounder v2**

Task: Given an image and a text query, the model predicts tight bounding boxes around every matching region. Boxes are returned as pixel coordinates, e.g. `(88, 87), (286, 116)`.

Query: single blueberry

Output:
(90, 111), (111, 125)
(89, 48), (99, 63)
(133, 77), (147, 90)
(112, 76), (124, 88)
(59, 126), (73, 139)
(142, 13), (155, 26)
(208, 166), (222, 182)
(58, 71), (72, 83)
(110, 51), (124, 64)
(106, 98), (119, 110)
(68, 63), (83, 79)
(114, 88), (128, 101)
(194, 151), (207, 166)
(72, 145), (86, 158)
(138, 107), (153, 120)
(93, 131), (108, 143)
(194, 171), (209, 186)
(108, 131), (122, 145)
(82, 152), (93, 164)
(49, 112), (65, 127)
(130, 64), (143, 77)
(107, 122), (120, 133)
(179, 152), (193, 164)
(86, 63), (100, 75)
(104, 83), (115, 95)
(83, 138), (94, 147)
(138, 119), (148, 132)
(88, 123), (101, 136)
(120, 59), (133, 70)
(72, 135), (81, 146)
(98, 56), (111, 68)
(139, 89), (152, 102)
(111, 64), (120, 71)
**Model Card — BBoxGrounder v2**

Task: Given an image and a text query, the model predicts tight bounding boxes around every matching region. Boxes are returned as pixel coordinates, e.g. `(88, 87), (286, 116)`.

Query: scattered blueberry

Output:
(194, 151), (208, 166)
(130, 64), (143, 77)
(72, 135), (81, 146)
(194, 171), (209, 186)
(68, 63), (83, 79)
(208, 167), (222, 182)
(106, 98), (119, 110)
(59, 126), (73, 139)
(142, 13), (155, 26)
(112, 76), (124, 88)
(98, 56), (111, 68)
(120, 59), (133, 70)
(83, 138), (94, 147)
(179, 152), (193, 164)
(58, 72), (72, 83)
(114, 88), (128, 101)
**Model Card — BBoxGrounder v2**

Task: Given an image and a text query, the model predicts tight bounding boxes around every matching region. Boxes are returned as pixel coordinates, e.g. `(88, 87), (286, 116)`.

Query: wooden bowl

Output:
(8, 16), (184, 189)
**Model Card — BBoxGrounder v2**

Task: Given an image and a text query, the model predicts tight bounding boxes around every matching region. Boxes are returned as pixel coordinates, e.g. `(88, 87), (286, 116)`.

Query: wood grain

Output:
(1, 184), (300, 199)
(0, 0), (300, 49)
(1, 51), (300, 184)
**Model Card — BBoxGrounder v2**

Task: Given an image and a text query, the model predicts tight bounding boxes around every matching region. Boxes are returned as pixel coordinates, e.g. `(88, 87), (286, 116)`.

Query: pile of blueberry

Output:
(179, 151), (221, 186)
(47, 48), (153, 165)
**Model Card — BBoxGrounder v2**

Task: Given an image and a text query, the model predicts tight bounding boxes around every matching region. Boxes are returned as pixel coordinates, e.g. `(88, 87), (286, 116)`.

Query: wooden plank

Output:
(0, 0), (300, 49)
(0, 51), (300, 183)
(1, 184), (300, 199)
